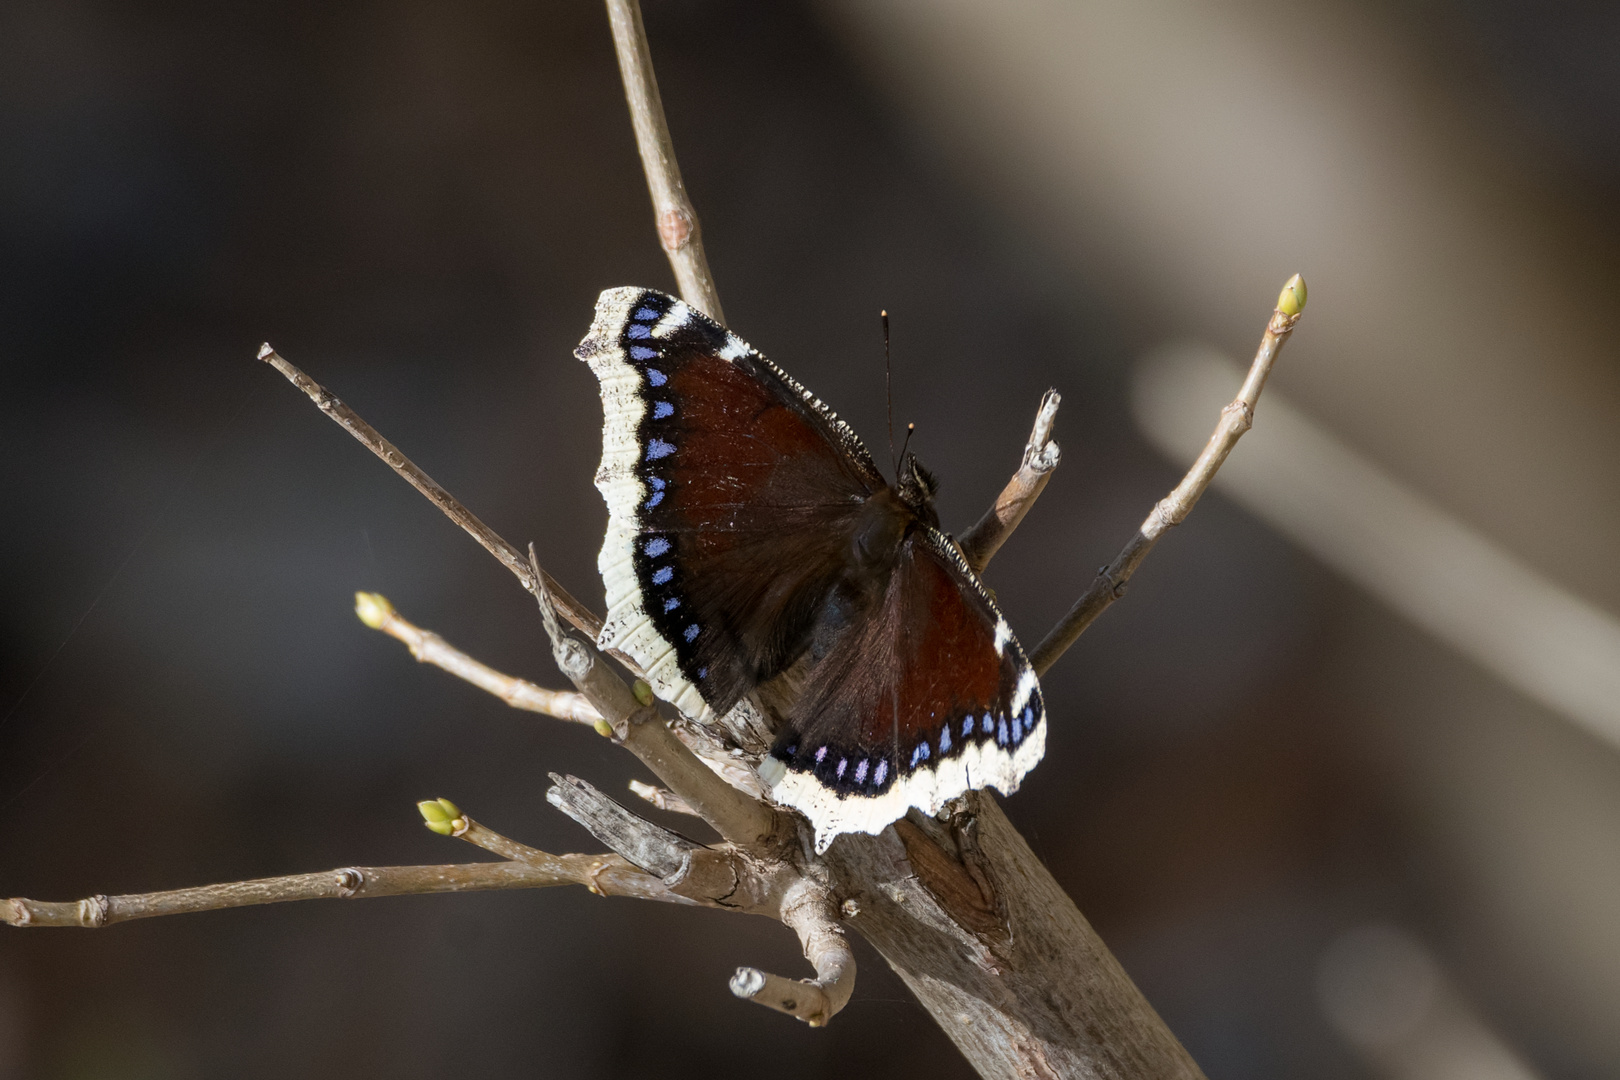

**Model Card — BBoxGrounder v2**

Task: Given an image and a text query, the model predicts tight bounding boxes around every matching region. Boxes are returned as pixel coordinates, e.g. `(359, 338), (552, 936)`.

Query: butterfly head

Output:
(896, 452), (940, 520)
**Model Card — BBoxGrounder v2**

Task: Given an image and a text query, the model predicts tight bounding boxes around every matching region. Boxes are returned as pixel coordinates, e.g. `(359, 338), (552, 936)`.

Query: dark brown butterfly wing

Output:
(576, 287), (885, 722)
(759, 526), (1045, 851)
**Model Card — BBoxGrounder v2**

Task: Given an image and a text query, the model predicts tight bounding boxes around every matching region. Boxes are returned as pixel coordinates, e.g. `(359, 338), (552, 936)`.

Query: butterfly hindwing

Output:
(760, 526), (1046, 851)
(577, 287), (884, 721)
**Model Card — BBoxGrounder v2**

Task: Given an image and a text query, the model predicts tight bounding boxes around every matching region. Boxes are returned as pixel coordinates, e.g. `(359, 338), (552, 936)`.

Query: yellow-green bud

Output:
(354, 592), (394, 629)
(1277, 273), (1307, 317)
(632, 679), (655, 706)
(417, 797), (462, 835)
(593, 719), (615, 738)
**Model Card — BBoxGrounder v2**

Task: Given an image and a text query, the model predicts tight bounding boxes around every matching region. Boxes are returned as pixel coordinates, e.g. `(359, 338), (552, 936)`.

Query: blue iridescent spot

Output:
(697, 667), (708, 679)
(874, 759), (889, 785)
(652, 401), (674, 419)
(644, 537), (670, 557)
(1022, 706), (1035, 735)
(663, 597), (680, 612)
(630, 346), (657, 361)
(836, 758), (847, 779)
(940, 726), (952, 753)
(683, 624), (700, 642)
(996, 716), (1009, 746)
(645, 490), (664, 508)
(652, 567), (673, 584)
(815, 746), (828, 764)
(962, 716), (975, 737)
(647, 476), (665, 490)
(633, 306), (659, 321)
(854, 759), (869, 784)
(646, 369), (667, 386)
(981, 713), (995, 735)
(646, 438), (675, 460)
(909, 746), (921, 767)
(917, 740), (930, 762)
(627, 324), (651, 339)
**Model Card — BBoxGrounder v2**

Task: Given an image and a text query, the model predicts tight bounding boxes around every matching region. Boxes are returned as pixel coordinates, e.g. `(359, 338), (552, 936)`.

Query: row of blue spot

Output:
(642, 534), (700, 650)
(904, 705), (1038, 768)
(811, 744), (892, 790)
(627, 300), (707, 676)
(782, 700), (1042, 795)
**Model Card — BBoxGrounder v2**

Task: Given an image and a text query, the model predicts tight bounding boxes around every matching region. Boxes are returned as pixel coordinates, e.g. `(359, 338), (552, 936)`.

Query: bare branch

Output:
(529, 546), (781, 851)
(1030, 275), (1307, 675)
(629, 780), (699, 818)
(730, 878), (855, 1027)
(959, 389), (1062, 573)
(6, 862), (577, 929)
(604, 0), (724, 322)
(355, 592), (602, 727)
(440, 809), (560, 866)
(258, 345), (603, 640)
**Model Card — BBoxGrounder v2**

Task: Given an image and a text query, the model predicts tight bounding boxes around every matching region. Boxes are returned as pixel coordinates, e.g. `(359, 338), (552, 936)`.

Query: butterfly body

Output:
(577, 287), (1045, 851)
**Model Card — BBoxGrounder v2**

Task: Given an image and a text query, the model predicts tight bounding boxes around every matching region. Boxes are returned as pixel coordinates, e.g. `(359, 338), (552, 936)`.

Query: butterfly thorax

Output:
(809, 454), (940, 665)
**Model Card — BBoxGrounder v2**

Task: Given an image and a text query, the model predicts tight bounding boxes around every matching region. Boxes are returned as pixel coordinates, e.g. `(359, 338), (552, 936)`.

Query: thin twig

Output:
(959, 389), (1062, 573)
(1030, 275), (1306, 675)
(730, 878), (855, 1027)
(604, 0), (724, 322)
(529, 545), (781, 851)
(418, 800), (705, 905)
(446, 812), (559, 865)
(354, 592), (603, 727)
(6, 863), (576, 928)
(629, 780), (699, 818)
(258, 345), (603, 640)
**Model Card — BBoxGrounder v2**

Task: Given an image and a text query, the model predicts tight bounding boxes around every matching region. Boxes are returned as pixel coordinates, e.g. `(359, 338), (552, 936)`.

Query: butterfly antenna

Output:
(898, 421), (916, 465)
(882, 309), (896, 475)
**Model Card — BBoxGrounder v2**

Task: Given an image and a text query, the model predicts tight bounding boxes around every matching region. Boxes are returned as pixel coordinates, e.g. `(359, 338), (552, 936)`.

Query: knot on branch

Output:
(657, 207), (694, 251)
(79, 895), (110, 927)
(1220, 399), (1254, 434)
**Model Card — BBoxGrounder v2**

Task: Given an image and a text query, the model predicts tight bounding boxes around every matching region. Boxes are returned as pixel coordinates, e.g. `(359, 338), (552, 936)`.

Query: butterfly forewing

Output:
(577, 287), (882, 720)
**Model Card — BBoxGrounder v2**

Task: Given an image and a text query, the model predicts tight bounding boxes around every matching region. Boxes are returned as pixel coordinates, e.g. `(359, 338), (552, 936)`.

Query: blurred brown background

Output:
(3, 1), (1618, 1077)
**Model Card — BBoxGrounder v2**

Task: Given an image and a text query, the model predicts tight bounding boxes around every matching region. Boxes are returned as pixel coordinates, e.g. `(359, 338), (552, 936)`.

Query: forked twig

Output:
(1030, 275), (1306, 675)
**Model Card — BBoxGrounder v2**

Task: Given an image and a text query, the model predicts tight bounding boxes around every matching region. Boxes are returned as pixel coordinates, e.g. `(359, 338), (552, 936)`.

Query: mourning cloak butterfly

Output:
(576, 287), (1045, 851)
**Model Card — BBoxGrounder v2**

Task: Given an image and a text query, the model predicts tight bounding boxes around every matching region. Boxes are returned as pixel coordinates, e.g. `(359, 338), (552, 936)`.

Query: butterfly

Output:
(576, 287), (1045, 851)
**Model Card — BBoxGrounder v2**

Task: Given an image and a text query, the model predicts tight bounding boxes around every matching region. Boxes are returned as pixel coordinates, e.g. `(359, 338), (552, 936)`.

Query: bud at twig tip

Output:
(257, 342), (275, 361)
(1277, 273), (1307, 316)
(354, 592), (394, 629)
(417, 797), (462, 835)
